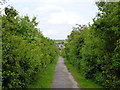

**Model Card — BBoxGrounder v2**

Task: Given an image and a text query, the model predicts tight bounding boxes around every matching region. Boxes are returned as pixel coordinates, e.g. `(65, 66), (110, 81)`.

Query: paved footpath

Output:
(52, 56), (79, 88)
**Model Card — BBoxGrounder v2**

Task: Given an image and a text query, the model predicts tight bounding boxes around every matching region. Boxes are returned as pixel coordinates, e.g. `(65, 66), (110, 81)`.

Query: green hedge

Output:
(62, 2), (120, 88)
(2, 7), (59, 88)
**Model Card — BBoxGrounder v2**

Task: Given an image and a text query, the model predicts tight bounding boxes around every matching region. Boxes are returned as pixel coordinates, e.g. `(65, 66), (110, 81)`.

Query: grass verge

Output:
(28, 56), (59, 88)
(64, 57), (103, 88)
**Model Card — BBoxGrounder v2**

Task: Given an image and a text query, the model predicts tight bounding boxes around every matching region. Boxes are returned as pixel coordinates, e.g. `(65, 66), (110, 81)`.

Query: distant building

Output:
(56, 44), (65, 52)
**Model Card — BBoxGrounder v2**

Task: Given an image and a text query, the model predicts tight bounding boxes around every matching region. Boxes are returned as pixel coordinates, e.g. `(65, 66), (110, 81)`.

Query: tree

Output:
(5, 6), (18, 17)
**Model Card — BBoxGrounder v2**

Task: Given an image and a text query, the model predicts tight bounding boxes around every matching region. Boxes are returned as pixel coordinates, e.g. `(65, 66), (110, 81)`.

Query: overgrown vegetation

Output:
(64, 58), (102, 88)
(62, 1), (120, 88)
(2, 6), (59, 88)
(28, 56), (59, 88)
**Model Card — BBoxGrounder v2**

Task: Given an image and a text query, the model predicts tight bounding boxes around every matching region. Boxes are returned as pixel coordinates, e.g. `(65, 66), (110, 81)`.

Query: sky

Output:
(2, 0), (99, 40)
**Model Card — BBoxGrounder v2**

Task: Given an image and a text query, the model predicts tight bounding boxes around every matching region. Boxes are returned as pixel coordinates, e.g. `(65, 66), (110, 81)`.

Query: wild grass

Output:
(28, 56), (59, 88)
(64, 58), (103, 88)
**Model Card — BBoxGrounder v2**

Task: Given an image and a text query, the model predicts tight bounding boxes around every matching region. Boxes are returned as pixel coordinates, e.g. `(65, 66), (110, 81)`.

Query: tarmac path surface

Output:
(52, 56), (79, 88)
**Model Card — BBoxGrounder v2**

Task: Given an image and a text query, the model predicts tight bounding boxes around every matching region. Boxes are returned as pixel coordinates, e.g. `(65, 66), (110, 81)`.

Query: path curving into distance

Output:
(52, 56), (79, 88)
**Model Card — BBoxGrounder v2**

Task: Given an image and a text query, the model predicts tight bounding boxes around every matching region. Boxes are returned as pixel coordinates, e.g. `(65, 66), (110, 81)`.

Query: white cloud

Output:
(35, 5), (63, 12)
(19, 7), (34, 17)
(0, 4), (6, 14)
(41, 0), (74, 3)
(9, 0), (95, 3)
(48, 10), (89, 25)
(21, 7), (29, 14)
(43, 29), (59, 36)
(7, 0), (98, 39)
(40, 0), (95, 3)
(42, 27), (71, 39)
(67, 14), (85, 25)
(48, 10), (66, 24)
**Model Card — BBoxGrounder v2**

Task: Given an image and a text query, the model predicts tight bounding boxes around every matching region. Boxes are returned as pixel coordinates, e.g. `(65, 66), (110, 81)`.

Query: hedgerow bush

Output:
(62, 1), (120, 88)
(2, 6), (59, 88)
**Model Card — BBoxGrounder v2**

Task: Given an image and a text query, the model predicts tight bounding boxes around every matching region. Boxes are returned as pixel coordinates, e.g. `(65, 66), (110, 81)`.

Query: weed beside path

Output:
(28, 56), (59, 88)
(63, 57), (103, 88)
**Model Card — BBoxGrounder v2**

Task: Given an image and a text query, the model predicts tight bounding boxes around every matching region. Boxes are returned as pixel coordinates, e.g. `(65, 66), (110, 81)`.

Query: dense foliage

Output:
(2, 7), (59, 88)
(62, 1), (120, 88)
(0, 11), (2, 90)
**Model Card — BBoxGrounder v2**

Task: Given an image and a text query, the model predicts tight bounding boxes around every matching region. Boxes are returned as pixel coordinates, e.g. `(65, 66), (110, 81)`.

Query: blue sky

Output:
(4, 0), (99, 40)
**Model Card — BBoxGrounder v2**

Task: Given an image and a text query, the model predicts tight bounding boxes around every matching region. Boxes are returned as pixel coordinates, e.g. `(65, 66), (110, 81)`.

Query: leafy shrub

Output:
(62, 1), (120, 88)
(2, 6), (59, 88)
